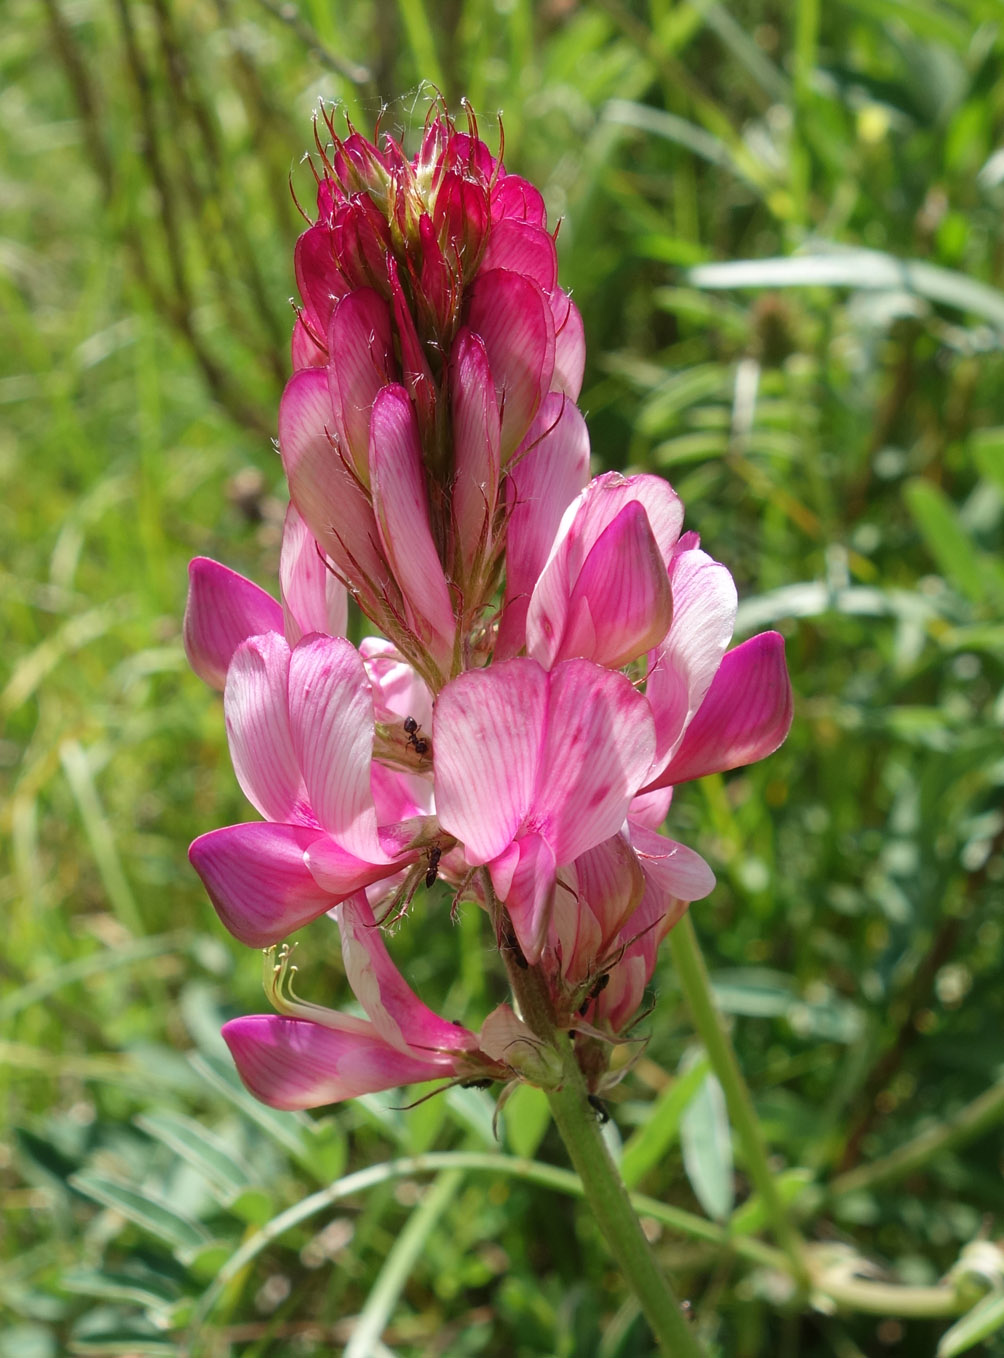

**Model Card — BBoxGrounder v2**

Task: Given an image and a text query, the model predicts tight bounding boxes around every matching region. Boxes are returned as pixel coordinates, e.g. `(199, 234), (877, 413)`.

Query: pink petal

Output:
(189, 822), (331, 946)
(224, 634), (307, 824)
(223, 1014), (455, 1110)
(338, 894), (477, 1054)
(528, 501), (672, 670)
(490, 174), (547, 227)
(480, 219), (558, 293)
(450, 329), (501, 579)
(369, 386), (456, 670)
(645, 548), (738, 778)
(649, 632), (793, 788)
(497, 396), (590, 660)
(184, 557), (283, 691)
(630, 822), (715, 902)
(279, 368), (392, 618)
(466, 268), (555, 459)
(490, 832), (558, 964)
(628, 786), (674, 829)
(279, 503), (348, 644)
(538, 659), (656, 864)
(549, 290), (585, 400)
(368, 761), (433, 822)
(286, 635), (385, 860)
(571, 833), (646, 960)
(303, 836), (408, 896)
(434, 657), (548, 863)
(294, 224), (348, 342)
(326, 289), (396, 479)
(291, 315), (327, 371)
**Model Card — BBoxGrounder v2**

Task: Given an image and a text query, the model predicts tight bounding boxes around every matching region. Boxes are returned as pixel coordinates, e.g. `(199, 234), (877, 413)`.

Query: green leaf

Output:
(620, 1056), (710, 1189)
(937, 1289), (1004, 1357)
(135, 1112), (253, 1200)
(60, 1269), (180, 1312)
(904, 478), (987, 604)
(688, 248), (1004, 334)
(679, 1055), (734, 1222)
(68, 1171), (210, 1255)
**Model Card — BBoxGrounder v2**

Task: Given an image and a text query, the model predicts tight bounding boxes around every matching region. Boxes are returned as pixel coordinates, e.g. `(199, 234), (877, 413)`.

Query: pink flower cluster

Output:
(184, 107), (792, 1111)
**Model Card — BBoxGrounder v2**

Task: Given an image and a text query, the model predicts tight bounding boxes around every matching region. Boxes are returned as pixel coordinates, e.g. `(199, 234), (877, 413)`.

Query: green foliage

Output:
(3, 0), (1004, 1354)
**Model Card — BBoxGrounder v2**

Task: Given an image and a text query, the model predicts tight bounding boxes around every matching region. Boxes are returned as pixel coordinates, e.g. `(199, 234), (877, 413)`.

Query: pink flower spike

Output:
(222, 1014), (456, 1110)
(466, 268), (556, 459)
(369, 385), (457, 671)
(224, 633), (306, 825)
(527, 500), (673, 671)
(647, 631), (793, 790)
(338, 894), (477, 1055)
(279, 503), (348, 645)
(189, 822), (331, 946)
(287, 634), (387, 863)
(183, 557), (283, 691)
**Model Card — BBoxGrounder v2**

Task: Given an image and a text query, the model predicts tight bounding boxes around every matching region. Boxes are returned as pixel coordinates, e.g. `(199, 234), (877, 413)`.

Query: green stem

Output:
(494, 890), (708, 1358)
(669, 912), (810, 1292)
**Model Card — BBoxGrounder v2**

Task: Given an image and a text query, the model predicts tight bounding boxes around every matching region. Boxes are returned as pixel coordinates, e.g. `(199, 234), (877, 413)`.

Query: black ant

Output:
(460, 1078), (495, 1090)
(403, 715), (429, 756)
(425, 845), (442, 889)
(578, 970), (610, 1016)
(587, 1094), (609, 1124)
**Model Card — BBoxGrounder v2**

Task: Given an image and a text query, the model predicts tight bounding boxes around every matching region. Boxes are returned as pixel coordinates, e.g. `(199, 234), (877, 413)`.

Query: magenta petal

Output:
(466, 268), (555, 459)
(549, 290), (585, 400)
(434, 657), (548, 863)
(539, 659), (656, 864)
(572, 833), (646, 958)
(650, 632), (793, 788)
(287, 635), (385, 860)
(369, 386), (456, 669)
(224, 634), (306, 824)
(279, 503), (348, 644)
(189, 822), (330, 946)
(184, 558), (283, 691)
(223, 1014), (455, 1110)
(338, 894), (477, 1054)
(326, 289), (396, 479)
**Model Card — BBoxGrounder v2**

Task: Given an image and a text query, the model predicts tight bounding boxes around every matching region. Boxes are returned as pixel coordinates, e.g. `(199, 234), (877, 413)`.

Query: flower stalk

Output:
(493, 884), (709, 1358)
(669, 912), (810, 1293)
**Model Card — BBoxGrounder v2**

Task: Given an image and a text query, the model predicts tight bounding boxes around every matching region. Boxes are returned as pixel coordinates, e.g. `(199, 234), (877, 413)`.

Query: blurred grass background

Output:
(2, 1), (1003, 1354)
